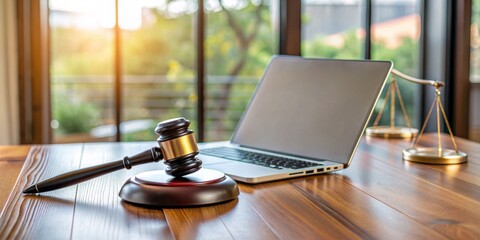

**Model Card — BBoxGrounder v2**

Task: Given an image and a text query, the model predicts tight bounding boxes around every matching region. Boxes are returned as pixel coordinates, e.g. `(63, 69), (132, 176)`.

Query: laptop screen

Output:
(231, 56), (392, 164)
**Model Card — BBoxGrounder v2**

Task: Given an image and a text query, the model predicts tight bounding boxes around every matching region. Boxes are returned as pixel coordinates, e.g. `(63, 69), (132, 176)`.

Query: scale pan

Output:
(366, 126), (418, 139)
(403, 147), (467, 164)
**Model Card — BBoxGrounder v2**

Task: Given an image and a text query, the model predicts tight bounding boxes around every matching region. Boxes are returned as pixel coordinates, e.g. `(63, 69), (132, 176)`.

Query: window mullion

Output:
(364, 0), (372, 59)
(279, 0), (301, 55)
(196, 0), (205, 142)
(114, 0), (122, 142)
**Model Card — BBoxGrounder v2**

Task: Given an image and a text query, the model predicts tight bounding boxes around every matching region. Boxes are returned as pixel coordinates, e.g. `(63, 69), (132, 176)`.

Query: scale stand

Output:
(366, 72), (418, 138)
(402, 82), (467, 164)
(367, 68), (467, 164)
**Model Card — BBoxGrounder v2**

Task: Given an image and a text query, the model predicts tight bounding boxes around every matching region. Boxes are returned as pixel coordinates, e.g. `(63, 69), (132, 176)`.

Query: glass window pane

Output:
(371, 0), (421, 128)
(471, 0), (480, 141)
(120, 0), (196, 141)
(50, 0), (115, 143)
(205, 0), (276, 141)
(472, 0), (480, 83)
(302, 0), (364, 59)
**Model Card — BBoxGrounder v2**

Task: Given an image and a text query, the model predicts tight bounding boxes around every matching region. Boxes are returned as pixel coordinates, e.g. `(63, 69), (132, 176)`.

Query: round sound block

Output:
(119, 169), (239, 207)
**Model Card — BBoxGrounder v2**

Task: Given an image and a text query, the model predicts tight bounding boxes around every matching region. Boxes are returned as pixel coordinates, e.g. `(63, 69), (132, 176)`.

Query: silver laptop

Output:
(199, 55), (392, 183)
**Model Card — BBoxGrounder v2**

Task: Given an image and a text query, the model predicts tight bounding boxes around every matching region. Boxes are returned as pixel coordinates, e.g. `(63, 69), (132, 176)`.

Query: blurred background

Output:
(49, 0), (423, 143)
(1, 0), (478, 144)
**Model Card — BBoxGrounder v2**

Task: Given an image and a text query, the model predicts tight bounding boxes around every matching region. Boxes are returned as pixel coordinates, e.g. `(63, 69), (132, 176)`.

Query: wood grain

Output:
(364, 135), (480, 197)
(290, 175), (448, 239)
(344, 142), (480, 239)
(0, 145), (82, 239)
(0, 145), (30, 162)
(361, 137), (480, 202)
(1, 136), (480, 239)
(164, 195), (278, 240)
(238, 181), (361, 239)
(0, 145), (30, 210)
(70, 142), (173, 240)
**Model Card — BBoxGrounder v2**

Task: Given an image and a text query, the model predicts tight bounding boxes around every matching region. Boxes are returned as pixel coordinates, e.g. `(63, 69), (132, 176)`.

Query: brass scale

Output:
(366, 68), (467, 164)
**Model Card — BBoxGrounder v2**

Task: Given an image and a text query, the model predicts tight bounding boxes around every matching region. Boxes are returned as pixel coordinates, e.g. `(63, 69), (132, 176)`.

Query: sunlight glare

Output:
(49, 0), (167, 30)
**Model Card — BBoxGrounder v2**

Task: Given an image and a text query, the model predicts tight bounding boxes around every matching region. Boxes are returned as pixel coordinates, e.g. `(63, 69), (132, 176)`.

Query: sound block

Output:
(119, 169), (239, 207)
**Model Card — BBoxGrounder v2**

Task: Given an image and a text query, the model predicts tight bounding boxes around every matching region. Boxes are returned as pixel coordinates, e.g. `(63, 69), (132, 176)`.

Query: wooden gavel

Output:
(24, 117), (203, 193)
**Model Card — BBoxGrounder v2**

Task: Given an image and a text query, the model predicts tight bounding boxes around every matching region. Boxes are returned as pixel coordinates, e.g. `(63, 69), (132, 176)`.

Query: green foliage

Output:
(52, 93), (100, 134)
(302, 31), (362, 59)
(472, 0), (480, 79)
(474, 0), (480, 23)
(373, 37), (419, 127)
(51, 28), (113, 75)
(123, 11), (194, 75)
(302, 30), (419, 127)
(205, 2), (274, 76)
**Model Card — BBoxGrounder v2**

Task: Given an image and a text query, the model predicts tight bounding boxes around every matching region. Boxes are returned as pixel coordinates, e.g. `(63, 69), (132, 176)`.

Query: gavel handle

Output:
(23, 147), (163, 194)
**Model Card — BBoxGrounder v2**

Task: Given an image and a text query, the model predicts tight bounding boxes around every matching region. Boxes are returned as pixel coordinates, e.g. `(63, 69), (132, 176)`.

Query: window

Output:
(471, 0), (480, 141)
(49, 0), (275, 143)
(120, 2), (196, 142)
(472, 0), (480, 84)
(24, 0), (467, 144)
(302, 0), (363, 59)
(302, 0), (421, 128)
(205, 1), (275, 141)
(371, 0), (421, 128)
(50, 0), (116, 143)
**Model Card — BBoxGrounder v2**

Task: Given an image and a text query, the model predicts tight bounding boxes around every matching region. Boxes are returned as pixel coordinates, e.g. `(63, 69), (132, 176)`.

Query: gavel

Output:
(23, 117), (205, 194)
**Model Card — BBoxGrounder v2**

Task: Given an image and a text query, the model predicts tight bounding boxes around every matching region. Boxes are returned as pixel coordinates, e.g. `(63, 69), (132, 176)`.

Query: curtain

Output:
(0, 0), (20, 145)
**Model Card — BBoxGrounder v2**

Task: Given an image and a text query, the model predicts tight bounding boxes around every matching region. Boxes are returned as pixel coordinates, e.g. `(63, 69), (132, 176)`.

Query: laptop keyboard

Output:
(201, 147), (322, 169)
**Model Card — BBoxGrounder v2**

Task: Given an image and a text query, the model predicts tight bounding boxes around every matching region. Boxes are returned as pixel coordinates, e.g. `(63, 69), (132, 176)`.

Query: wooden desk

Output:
(0, 146), (30, 209)
(1, 134), (479, 239)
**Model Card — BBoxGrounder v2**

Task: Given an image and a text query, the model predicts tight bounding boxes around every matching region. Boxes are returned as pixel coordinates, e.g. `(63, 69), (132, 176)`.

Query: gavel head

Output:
(155, 117), (202, 177)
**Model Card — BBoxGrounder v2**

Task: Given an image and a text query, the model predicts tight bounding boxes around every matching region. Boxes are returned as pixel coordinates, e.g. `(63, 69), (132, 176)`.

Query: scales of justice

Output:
(366, 68), (468, 164)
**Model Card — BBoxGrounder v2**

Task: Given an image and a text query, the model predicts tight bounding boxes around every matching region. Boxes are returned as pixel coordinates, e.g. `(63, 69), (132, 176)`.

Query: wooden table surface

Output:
(0, 145), (30, 209)
(1, 134), (479, 239)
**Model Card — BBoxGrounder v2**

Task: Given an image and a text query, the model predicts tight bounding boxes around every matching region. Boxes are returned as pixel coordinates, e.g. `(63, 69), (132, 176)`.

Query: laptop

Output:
(198, 55), (392, 183)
